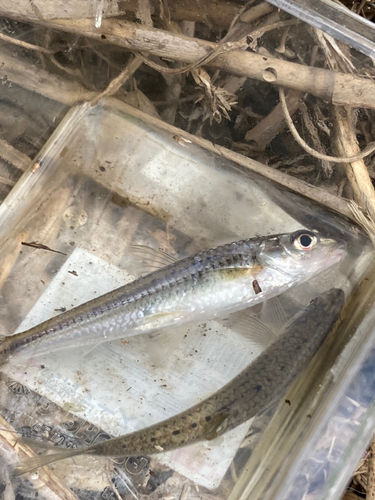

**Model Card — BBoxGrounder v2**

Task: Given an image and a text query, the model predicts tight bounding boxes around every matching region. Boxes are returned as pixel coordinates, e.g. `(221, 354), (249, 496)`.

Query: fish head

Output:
(260, 230), (346, 278)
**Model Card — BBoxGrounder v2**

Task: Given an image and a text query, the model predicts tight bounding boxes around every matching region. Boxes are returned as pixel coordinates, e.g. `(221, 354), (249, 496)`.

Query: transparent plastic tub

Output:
(0, 98), (374, 499)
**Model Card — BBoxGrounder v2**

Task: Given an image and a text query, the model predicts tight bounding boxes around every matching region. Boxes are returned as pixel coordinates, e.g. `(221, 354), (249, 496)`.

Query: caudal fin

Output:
(13, 447), (84, 476)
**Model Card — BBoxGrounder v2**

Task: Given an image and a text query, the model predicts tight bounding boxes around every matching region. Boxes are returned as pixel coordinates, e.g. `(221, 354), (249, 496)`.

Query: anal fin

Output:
(144, 325), (188, 367)
(128, 245), (178, 278)
(220, 309), (277, 350)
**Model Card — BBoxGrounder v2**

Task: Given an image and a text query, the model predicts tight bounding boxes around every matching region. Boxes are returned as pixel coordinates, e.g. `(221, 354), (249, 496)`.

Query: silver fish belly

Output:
(0, 229), (345, 364)
(13, 287), (345, 475)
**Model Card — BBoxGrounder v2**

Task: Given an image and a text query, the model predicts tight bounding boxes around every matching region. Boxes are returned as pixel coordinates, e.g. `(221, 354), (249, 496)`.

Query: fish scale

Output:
(14, 287), (345, 475)
(0, 229), (345, 365)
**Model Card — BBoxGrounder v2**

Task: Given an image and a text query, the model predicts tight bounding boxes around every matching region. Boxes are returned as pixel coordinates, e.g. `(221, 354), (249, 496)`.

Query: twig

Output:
(136, 0), (153, 27)
(6, 16), (375, 110)
(90, 54), (143, 106)
(309, 23), (375, 219)
(180, 483), (190, 500)
(156, 0), (239, 122)
(348, 201), (375, 246)
(139, 19), (297, 76)
(344, 492), (366, 500)
(279, 88), (375, 162)
(144, 0), (182, 125)
(0, 31), (53, 53)
(240, 2), (275, 23)
(0, 0), (242, 29)
(299, 101), (332, 177)
(367, 434), (375, 500)
(246, 19), (298, 51)
(50, 54), (84, 78)
(0, 175), (15, 188)
(245, 89), (302, 150)
(333, 105), (375, 220)
(0, 139), (31, 171)
(134, 10), (287, 78)
(21, 241), (66, 255)
(0, 49), (97, 105)
(177, 1), (270, 73)
(311, 28), (356, 74)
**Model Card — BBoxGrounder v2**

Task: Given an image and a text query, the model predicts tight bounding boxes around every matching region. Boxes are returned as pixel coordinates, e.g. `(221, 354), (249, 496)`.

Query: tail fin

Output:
(17, 436), (62, 451)
(13, 447), (84, 476)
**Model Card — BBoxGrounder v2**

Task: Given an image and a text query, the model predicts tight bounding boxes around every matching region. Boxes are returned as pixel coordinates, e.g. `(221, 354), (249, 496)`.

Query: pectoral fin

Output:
(17, 436), (61, 451)
(260, 296), (288, 334)
(220, 309), (277, 350)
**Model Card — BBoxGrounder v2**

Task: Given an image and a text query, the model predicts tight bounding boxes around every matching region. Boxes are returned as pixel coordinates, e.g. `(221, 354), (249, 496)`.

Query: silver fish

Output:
(13, 287), (345, 475)
(0, 230), (345, 365)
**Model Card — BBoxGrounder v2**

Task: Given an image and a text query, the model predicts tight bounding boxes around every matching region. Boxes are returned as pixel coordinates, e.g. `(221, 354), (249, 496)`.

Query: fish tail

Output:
(13, 447), (84, 476)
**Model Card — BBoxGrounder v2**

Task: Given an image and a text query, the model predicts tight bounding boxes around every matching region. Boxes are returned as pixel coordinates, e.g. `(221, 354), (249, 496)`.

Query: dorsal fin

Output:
(128, 245), (178, 277)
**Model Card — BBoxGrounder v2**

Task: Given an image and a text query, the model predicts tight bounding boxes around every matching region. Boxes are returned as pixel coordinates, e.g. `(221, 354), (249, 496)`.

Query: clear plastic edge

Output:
(266, 0), (375, 59)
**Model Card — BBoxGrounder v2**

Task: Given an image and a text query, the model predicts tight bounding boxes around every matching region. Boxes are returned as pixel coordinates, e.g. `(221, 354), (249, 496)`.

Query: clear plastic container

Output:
(1, 0), (375, 496)
(0, 98), (374, 499)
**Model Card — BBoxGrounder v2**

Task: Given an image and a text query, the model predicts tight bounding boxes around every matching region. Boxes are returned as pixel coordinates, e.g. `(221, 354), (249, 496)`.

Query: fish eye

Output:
(292, 231), (317, 251)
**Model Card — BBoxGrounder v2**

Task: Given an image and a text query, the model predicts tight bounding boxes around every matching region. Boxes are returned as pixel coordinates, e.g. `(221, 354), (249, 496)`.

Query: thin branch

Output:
(0, 0), (243, 29)
(0, 175), (15, 188)
(367, 434), (375, 500)
(50, 54), (84, 78)
(0, 49), (97, 105)
(349, 201), (375, 246)
(240, 2), (275, 23)
(0, 31), (54, 53)
(90, 54), (143, 106)
(299, 101), (332, 177)
(246, 19), (298, 51)
(245, 89), (302, 150)
(138, 20), (298, 76)
(0, 139), (31, 171)
(279, 88), (375, 162)
(4, 16), (375, 110)
(333, 105), (375, 220)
